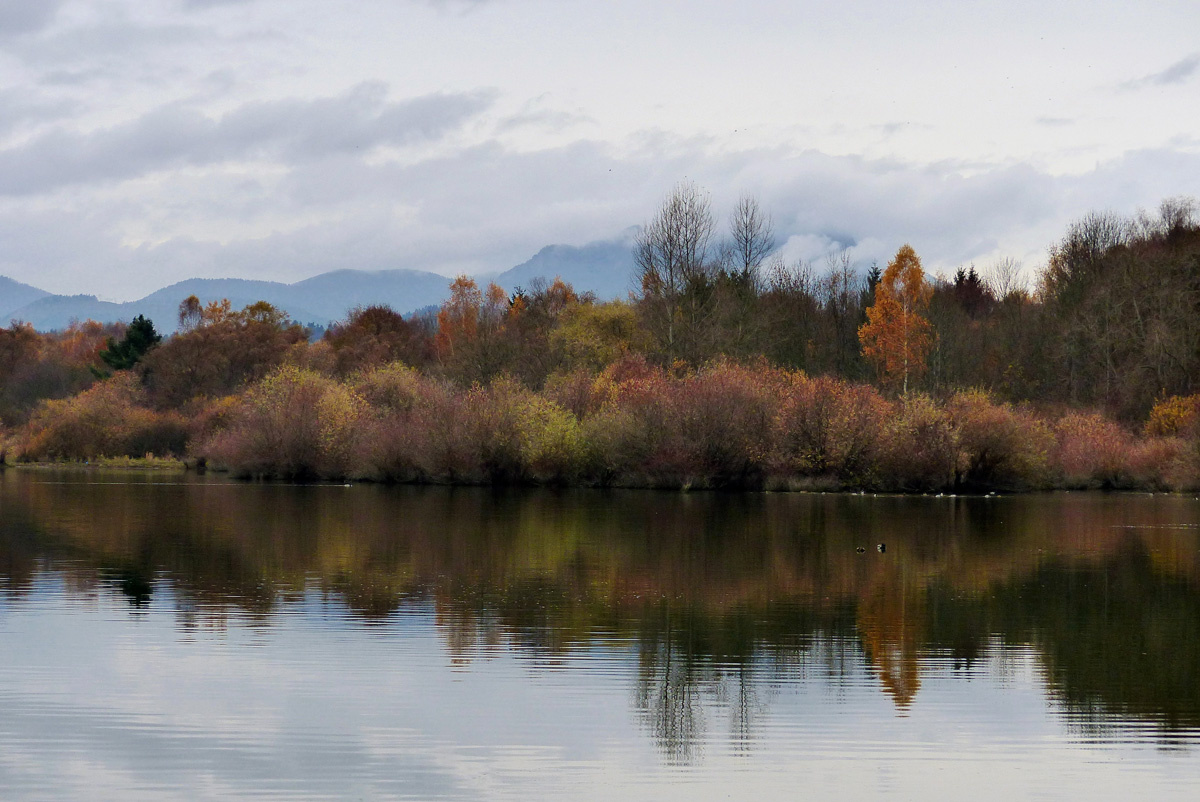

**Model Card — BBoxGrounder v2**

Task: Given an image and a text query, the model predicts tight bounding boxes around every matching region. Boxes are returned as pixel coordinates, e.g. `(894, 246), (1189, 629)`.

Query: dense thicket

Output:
(2, 192), (1199, 490)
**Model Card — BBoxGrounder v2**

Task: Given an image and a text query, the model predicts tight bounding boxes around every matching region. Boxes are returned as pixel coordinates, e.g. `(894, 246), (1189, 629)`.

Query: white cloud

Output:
(0, 0), (1198, 300)
(0, 84), (494, 196)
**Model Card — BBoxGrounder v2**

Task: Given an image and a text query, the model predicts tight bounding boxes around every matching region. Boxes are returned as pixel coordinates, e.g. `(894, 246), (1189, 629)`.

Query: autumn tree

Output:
(434, 276), (514, 384)
(858, 245), (934, 395)
(0, 320), (118, 426)
(550, 299), (649, 372)
(435, 276), (483, 360)
(142, 298), (307, 408)
(500, 277), (588, 385)
(323, 305), (432, 376)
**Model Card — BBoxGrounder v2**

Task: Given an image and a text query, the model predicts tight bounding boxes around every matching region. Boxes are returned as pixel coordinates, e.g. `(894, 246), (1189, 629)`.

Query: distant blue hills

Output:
(0, 238), (636, 332)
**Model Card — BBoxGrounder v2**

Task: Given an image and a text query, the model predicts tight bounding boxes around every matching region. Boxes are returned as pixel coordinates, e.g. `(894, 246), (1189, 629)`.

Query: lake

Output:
(1, 469), (1198, 800)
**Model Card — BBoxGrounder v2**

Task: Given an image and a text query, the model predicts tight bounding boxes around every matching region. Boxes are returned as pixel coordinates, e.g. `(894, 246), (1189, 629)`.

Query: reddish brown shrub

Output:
(181, 395), (241, 447)
(1052, 413), (1135, 488)
(201, 366), (364, 479)
(543, 367), (602, 419)
(772, 373), (891, 485)
(947, 390), (1053, 489)
(349, 363), (478, 482)
(1126, 436), (1188, 490)
(880, 394), (958, 491)
(669, 360), (777, 486)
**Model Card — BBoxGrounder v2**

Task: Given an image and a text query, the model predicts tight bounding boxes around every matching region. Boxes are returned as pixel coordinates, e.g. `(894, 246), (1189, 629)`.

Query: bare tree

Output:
(1157, 196), (1197, 237)
(984, 257), (1025, 300)
(820, 252), (864, 376)
(1041, 210), (1130, 303)
(766, 253), (814, 297)
(727, 194), (775, 279)
(635, 181), (717, 359)
(635, 181), (715, 298)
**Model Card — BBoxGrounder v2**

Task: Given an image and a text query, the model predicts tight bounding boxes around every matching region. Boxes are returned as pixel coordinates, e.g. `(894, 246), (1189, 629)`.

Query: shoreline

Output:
(3, 459), (1190, 496)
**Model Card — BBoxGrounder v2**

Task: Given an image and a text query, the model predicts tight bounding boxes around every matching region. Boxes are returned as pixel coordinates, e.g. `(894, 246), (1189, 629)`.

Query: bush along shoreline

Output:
(8, 357), (1195, 493)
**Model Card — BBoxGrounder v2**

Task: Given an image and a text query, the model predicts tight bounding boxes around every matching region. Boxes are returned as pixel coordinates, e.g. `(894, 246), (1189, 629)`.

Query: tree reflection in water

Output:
(2, 470), (1200, 756)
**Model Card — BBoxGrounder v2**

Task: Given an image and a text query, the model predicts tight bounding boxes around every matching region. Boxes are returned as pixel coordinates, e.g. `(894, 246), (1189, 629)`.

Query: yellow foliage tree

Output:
(858, 245), (934, 395)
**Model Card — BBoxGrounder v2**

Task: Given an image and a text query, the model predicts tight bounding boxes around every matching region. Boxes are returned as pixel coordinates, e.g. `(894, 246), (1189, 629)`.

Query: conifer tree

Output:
(99, 315), (161, 371)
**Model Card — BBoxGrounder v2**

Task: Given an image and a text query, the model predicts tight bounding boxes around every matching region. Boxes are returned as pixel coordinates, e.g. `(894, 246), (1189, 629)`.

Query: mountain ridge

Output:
(0, 276), (52, 321)
(1, 239), (635, 332)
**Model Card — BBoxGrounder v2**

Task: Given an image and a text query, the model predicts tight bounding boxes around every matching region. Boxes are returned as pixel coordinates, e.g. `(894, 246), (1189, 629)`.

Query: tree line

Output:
(1, 185), (1198, 489)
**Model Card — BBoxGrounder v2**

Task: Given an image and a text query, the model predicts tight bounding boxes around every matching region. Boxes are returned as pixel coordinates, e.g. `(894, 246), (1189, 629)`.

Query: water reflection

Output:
(2, 470), (1200, 787)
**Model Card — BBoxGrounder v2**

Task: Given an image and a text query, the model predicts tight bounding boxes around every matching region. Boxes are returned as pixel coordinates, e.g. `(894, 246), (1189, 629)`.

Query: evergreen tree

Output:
(100, 315), (161, 371)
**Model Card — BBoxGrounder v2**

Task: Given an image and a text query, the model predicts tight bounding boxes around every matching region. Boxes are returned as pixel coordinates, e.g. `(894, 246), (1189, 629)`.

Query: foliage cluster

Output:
(127, 359), (1200, 491)
(11, 373), (187, 460)
(0, 320), (121, 427)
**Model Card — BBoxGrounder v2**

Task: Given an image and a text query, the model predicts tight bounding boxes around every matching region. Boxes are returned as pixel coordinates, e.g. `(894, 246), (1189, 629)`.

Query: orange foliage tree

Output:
(858, 245), (934, 395)
(435, 276), (483, 360)
(434, 276), (514, 383)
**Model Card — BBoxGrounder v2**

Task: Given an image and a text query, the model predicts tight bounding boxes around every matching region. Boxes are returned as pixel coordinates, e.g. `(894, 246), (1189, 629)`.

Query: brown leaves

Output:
(858, 245), (934, 394)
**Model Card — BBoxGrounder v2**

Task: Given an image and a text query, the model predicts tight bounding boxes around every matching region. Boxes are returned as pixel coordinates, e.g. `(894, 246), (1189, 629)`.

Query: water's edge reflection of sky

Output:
(2, 471), (1199, 800)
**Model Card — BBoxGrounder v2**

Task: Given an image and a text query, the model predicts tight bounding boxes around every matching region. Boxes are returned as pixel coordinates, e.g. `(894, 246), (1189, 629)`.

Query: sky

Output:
(1, 0), (1198, 301)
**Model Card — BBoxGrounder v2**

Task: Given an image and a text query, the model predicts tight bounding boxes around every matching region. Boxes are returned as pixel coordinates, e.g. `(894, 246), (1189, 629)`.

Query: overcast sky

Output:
(1, 0), (1198, 300)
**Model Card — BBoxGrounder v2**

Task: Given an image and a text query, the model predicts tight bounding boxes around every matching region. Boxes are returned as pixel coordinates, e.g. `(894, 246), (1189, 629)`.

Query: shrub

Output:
(669, 360), (777, 486)
(181, 395), (241, 447)
(578, 407), (646, 483)
(1126, 436), (1187, 490)
(409, 388), (481, 482)
(947, 390), (1053, 489)
(18, 373), (188, 460)
(353, 362), (428, 415)
(201, 366), (364, 479)
(588, 353), (667, 411)
(543, 367), (602, 419)
(1052, 413), (1135, 489)
(772, 373), (891, 485)
(348, 363), (479, 482)
(470, 376), (585, 483)
(880, 394), (958, 491)
(1145, 394), (1200, 437)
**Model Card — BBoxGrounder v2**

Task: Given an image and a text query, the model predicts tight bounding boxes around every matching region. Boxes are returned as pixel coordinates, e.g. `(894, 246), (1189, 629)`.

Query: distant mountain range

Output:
(0, 238), (636, 332)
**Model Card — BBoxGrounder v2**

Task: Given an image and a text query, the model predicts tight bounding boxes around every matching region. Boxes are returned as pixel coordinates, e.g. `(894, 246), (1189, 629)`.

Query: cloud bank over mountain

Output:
(1, 0), (1197, 302)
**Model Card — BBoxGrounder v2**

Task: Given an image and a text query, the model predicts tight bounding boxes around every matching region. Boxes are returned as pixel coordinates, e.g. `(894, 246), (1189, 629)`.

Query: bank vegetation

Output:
(3, 188), (1199, 491)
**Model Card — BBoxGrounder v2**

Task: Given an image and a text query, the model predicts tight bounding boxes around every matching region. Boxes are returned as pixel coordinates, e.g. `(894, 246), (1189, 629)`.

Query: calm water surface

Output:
(1, 469), (1199, 800)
